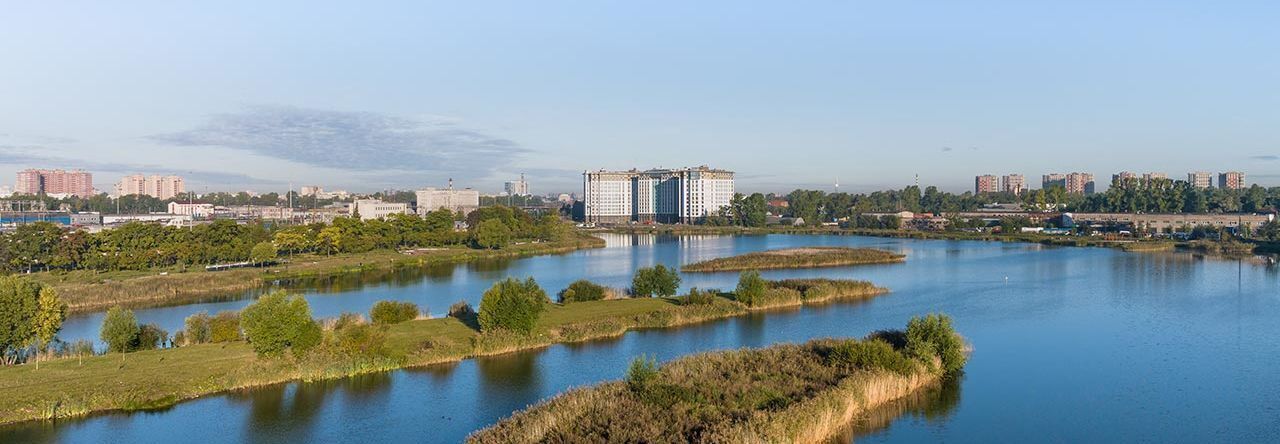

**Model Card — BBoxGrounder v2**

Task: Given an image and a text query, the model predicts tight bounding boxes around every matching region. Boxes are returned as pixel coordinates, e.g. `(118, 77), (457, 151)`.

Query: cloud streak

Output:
(149, 106), (529, 176)
(1248, 155), (1278, 161)
(0, 147), (282, 186)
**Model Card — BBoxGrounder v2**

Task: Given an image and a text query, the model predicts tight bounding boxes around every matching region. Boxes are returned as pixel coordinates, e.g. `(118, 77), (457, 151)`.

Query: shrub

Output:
(478, 277), (548, 335)
(134, 323), (168, 350)
(448, 300), (476, 318)
(240, 291), (323, 357)
(680, 287), (717, 306)
(100, 306), (139, 354)
(734, 270), (767, 307)
(324, 320), (389, 358)
(827, 338), (915, 375)
(632, 265), (681, 297)
(209, 311), (241, 342)
(370, 300), (420, 325)
(558, 280), (607, 303)
(625, 355), (660, 392)
(905, 314), (966, 376)
(182, 312), (212, 345)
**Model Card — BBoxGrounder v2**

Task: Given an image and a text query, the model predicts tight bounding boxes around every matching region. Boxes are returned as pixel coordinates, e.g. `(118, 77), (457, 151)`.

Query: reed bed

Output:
(682, 247), (904, 272)
(469, 319), (964, 444)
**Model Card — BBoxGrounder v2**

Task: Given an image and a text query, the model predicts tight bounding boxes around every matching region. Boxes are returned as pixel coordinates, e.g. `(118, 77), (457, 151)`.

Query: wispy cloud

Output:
(940, 146), (953, 152)
(1249, 155), (1278, 161)
(149, 106), (529, 177)
(0, 147), (281, 186)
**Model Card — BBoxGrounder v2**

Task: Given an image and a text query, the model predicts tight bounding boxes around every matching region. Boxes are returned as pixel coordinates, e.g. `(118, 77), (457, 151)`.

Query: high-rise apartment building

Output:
(1218, 171), (1246, 190)
(14, 169), (94, 197)
(1112, 171), (1137, 186)
(1001, 174), (1025, 195)
(504, 174), (530, 196)
(584, 166), (734, 224)
(1041, 173), (1067, 190)
(416, 181), (481, 216)
(974, 175), (1000, 194)
(1066, 172), (1095, 194)
(1042, 172), (1093, 194)
(115, 174), (184, 199)
(1187, 172), (1212, 189)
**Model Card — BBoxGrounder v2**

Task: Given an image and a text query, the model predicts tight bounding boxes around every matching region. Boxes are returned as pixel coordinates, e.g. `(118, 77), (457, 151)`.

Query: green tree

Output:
(100, 306), (140, 355)
(240, 291), (322, 356)
(741, 193), (768, 227)
(734, 270), (767, 307)
(31, 288), (66, 353)
(632, 265), (681, 297)
(905, 314), (966, 377)
(250, 241), (277, 264)
(473, 219), (512, 249)
(558, 279), (608, 303)
(477, 277), (548, 334)
(0, 276), (40, 363)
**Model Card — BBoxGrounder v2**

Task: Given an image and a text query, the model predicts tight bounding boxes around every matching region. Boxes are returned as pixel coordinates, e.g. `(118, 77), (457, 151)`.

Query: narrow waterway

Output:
(8, 234), (1280, 442)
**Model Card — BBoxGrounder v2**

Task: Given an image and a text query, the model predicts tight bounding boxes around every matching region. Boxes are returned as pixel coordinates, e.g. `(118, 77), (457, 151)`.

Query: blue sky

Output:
(1, 1), (1276, 194)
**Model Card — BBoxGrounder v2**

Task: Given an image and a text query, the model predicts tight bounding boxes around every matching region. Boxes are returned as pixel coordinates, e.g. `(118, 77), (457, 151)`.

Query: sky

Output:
(1, 1), (1277, 195)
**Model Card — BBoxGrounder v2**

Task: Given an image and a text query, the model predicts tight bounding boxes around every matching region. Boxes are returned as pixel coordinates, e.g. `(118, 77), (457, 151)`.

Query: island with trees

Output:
(682, 247), (905, 272)
(0, 266), (887, 426)
(468, 314), (966, 443)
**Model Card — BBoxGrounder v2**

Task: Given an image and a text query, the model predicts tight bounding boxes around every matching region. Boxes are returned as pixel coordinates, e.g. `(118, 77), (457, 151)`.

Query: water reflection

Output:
(833, 375), (963, 443)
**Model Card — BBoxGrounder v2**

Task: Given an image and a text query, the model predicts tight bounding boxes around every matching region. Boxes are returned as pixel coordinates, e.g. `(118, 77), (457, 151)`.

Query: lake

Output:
(7, 233), (1280, 442)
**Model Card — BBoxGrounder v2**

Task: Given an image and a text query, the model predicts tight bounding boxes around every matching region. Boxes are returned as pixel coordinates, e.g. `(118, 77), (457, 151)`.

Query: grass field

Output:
(26, 232), (605, 314)
(0, 278), (886, 426)
(681, 246), (905, 272)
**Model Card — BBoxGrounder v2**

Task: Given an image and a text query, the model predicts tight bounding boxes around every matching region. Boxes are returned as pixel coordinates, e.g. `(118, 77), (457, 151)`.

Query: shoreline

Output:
(681, 246), (905, 272)
(0, 280), (887, 427)
(31, 232), (606, 314)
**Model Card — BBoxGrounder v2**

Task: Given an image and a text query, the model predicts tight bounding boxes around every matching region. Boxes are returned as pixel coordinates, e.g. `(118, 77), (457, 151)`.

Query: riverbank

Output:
(27, 232), (605, 314)
(682, 246), (904, 272)
(0, 278), (886, 427)
(605, 225), (1277, 256)
(468, 317), (964, 443)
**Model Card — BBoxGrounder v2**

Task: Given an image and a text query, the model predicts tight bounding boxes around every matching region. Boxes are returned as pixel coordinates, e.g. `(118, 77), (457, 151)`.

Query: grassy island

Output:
(682, 247), (904, 272)
(469, 315), (966, 443)
(30, 232), (604, 314)
(0, 277), (885, 427)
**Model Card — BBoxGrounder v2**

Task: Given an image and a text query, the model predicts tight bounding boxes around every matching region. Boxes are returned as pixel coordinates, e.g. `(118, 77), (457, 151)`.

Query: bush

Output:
(182, 312), (212, 345)
(100, 306), (139, 354)
(324, 318), (388, 358)
(209, 311), (241, 342)
(625, 355), (660, 392)
(558, 280), (607, 303)
(134, 323), (168, 350)
(448, 300), (476, 318)
(905, 314), (966, 376)
(827, 338), (915, 375)
(680, 287), (717, 306)
(478, 277), (548, 334)
(240, 291), (322, 357)
(632, 265), (681, 297)
(734, 270), (767, 307)
(370, 300), (420, 325)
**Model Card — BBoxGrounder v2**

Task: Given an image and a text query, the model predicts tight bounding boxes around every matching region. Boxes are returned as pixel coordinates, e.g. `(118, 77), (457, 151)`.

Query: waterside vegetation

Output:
(0, 273), (887, 426)
(682, 246), (905, 272)
(468, 315), (966, 443)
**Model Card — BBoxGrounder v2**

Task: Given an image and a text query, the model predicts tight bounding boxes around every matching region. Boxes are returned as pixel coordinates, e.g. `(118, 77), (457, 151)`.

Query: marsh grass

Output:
(468, 317), (965, 443)
(682, 247), (904, 272)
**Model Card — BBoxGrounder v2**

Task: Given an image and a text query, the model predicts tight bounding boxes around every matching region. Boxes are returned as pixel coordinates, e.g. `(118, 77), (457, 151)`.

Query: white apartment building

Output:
(353, 199), (410, 221)
(504, 174), (530, 196)
(117, 174), (185, 200)
(167, 202), (215, 218)
(1187, 172), (1212, 189)
(584, 166), (734, 224)
(416, 186), (481, 216)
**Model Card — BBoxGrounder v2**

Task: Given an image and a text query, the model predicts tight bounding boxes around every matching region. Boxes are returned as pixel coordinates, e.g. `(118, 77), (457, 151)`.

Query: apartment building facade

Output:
(974, 175), (1000, 194)
(14, 169), (94, 197)
(1218, 171), (1246, 190)
(584, 166), (734, 224)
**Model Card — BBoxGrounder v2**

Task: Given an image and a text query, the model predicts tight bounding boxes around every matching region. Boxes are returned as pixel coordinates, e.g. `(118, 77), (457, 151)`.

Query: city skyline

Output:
(2, 2), (1279, 194)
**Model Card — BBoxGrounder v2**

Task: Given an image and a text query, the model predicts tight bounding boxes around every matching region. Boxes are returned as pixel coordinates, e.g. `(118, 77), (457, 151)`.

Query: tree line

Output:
(0, 206), (566, 273)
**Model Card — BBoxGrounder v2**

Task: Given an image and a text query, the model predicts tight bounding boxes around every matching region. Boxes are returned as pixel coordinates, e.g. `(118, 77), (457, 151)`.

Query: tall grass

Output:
(469, 317), (965, 443)
(682, 247), (904, 272)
